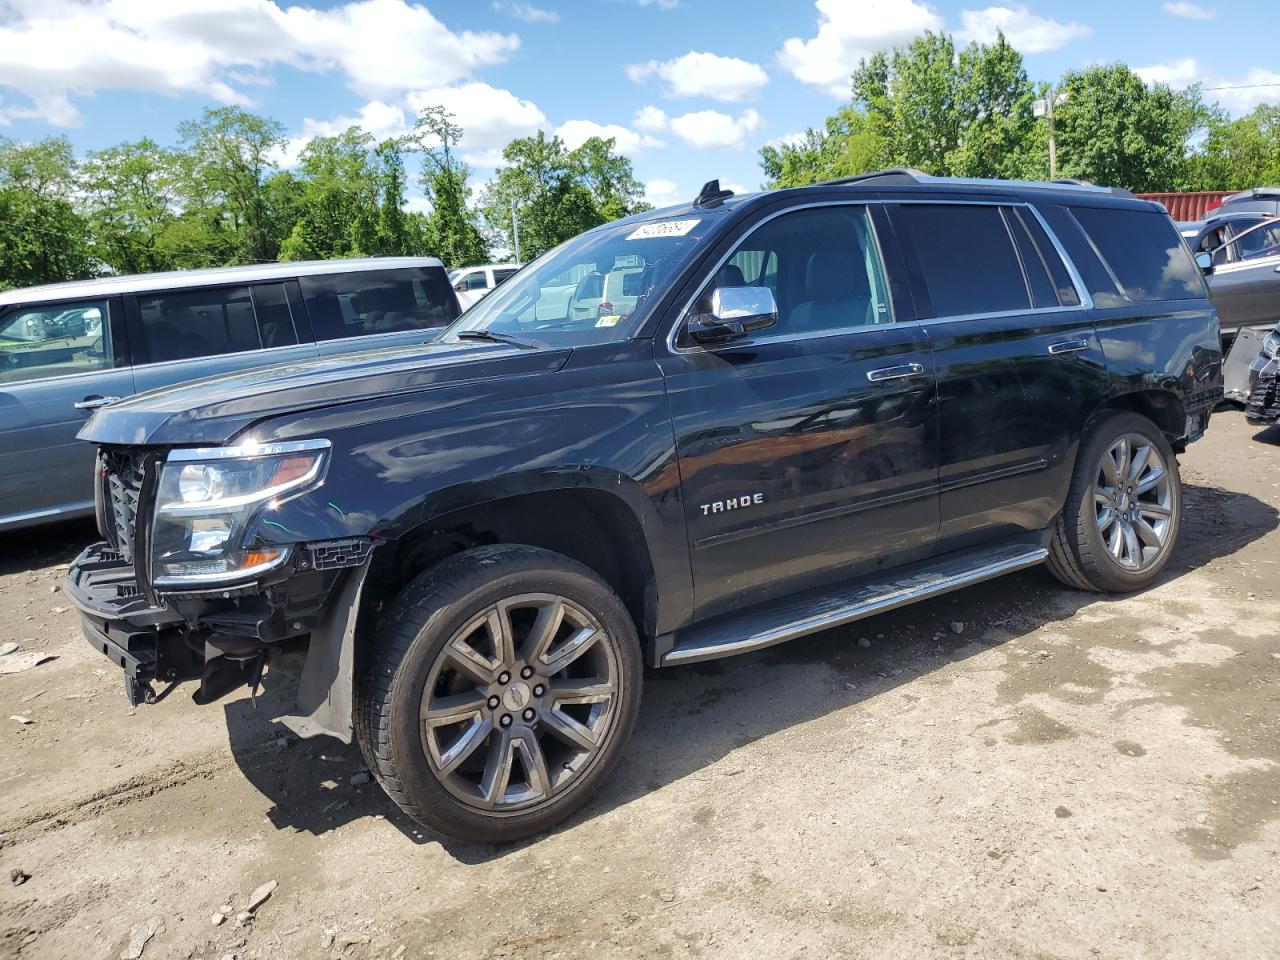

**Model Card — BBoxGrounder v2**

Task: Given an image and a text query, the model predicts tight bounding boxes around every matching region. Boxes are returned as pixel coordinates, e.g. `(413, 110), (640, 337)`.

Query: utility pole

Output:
(1034, 87), (1068, 179)
(511, 200), (521, 264)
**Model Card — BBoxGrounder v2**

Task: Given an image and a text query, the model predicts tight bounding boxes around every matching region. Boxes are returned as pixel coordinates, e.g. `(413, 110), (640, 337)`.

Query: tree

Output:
(760, 107), (888, 187)
(279, 128), (381, 261)
(177, 107), (288, 263)
(0, 137), (94, 290)
(79, 139), (185, 274)
(410, 106), (488, 267)
(568, 136), (649, 221)
(479, 131), (647, 261)
(947, 34), (1039, 179)
(1185, 104), (1280, 190)
(1052, 64), (1210, 191)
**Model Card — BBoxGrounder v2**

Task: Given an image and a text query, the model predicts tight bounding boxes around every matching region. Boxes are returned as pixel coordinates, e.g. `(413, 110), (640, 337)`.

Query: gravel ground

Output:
(1, 409), (1278, 960)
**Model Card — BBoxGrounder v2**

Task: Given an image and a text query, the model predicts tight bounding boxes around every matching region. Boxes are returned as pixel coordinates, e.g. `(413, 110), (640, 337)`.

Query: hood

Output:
(79, 340), (572, 447)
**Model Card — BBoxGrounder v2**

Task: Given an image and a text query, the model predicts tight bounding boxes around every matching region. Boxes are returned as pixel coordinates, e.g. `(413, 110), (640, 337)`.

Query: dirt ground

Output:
(1, 409), (1278, 960)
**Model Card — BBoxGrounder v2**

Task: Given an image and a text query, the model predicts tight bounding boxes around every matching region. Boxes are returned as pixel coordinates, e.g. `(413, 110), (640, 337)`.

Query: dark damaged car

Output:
(68, 172), (1222, 842)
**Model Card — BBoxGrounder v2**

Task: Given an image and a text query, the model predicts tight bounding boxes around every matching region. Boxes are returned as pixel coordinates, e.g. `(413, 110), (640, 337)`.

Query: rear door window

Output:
(300, 268), (459, 342)
(894, 204), (1031, 317)
(0, 299), (114, 384)
(1068, 206), (1203, 302)
(134, 286), (279, 363)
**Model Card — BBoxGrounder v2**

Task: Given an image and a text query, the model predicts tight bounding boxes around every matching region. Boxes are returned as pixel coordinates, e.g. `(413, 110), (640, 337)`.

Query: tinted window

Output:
(1230, 219), (1280, 261)
(136, 286), (266, 363)
(493, 268), (518, 285)
(1069, 206), (1203, 302)
(1037, 204), (1126, 307)
(707, 205), (891, 336)
(897, 204), (1030, 317)
(301, 268), (458, 341)
(1016, 208), (1081, 306)
(0, 299), (112, 384)
(250, 283), (299, 348)
(460, 270), (489, 290)
(1005, 210), (1058, 308)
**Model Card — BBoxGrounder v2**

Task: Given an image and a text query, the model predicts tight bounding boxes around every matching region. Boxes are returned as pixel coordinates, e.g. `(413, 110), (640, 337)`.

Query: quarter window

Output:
(301, 268), (458, 342)
(896, 204), (1031, 317)
(705, 206), (892, 337)
(0, 299), (112, 384)
(1069, 206), (1203, 302)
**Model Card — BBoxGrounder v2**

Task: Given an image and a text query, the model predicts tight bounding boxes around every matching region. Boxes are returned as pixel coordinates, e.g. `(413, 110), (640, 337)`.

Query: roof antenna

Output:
(693, 179), (735, 209)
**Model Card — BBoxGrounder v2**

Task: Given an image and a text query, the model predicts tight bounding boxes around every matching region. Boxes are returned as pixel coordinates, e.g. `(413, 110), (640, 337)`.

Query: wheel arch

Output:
(1091, 388), (1187, 448)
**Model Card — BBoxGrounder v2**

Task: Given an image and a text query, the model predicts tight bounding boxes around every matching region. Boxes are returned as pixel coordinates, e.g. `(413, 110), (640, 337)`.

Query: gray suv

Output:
(0, 257), (458, 532)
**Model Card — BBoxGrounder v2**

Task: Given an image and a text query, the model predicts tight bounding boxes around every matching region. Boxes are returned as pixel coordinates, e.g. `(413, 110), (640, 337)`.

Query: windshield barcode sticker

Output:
(626, 220), (700, 240)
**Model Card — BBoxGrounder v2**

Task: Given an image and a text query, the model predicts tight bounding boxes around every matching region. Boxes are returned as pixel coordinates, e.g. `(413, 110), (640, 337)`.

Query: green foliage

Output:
(411, 106), (488, 267)
(479, 132), (649, 261)
(1184, 105), (1280, 190)
(1053, 64), (1211, 192)
(0, 137), (94, 289)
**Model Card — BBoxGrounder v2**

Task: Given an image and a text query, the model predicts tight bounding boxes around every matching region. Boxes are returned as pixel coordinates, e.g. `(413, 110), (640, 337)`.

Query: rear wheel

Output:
(355, 545), (642, 843)
(1047, 412), (1182, 593)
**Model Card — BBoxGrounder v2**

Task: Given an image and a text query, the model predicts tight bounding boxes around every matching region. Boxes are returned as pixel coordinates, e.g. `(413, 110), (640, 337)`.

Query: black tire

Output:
(355, 544), (642, 843)
(1047, 411), (1182, 593)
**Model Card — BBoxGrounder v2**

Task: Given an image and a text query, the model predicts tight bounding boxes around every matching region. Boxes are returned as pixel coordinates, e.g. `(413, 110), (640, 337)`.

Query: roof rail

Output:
(814, 170), (1134, 198)
(818, 168), (927, 187)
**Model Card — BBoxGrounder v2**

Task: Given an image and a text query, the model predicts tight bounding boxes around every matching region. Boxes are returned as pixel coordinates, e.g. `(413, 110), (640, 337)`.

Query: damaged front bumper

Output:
(1245, 355), (1280, 424)
(67, 540), (374, 741)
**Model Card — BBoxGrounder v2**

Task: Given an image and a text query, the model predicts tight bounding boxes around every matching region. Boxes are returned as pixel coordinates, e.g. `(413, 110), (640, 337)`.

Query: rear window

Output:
(300, 268), (458, 342)
(895, 204), (1031, 317)
(1069, 207), (1204, 302)
(134, 285), (297, 364)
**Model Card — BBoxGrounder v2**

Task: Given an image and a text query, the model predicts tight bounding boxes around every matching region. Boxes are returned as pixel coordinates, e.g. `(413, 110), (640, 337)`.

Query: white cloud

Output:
(0, 0), (519, 120)
(669, 108), (762, 150)
(492, 1), (560, 23)
(273, 99), (412, 166)
(1163, 1), (1215, 19)
(555, 119), (662, 157)
(406, 82), (546, 165)
(778, 0), (943, 97)
(1136, 58), (1280, 113)
(767, 131), (809, 149)
(633, 105), (669, 132)
(627, 51), (769, 102)
(0, 90), (81, 127)
(957, 5), (1091, 53)
(644, 178), (682, 207)
(633, 0), (679, 8)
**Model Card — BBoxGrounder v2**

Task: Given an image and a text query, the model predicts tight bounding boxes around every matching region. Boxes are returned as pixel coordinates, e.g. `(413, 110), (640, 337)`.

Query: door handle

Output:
(74, 395), (120, 410)
(1047, 339), (1089, 356)
(866, 362), (926, 382)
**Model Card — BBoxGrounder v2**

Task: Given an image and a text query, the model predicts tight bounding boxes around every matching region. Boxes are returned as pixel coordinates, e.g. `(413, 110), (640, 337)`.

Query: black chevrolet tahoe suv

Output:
(69, 171), (1223, 842)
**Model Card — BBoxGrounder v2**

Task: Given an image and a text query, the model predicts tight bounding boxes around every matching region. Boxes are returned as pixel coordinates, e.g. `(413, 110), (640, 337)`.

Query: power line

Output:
(1201, 82), (1280, 91)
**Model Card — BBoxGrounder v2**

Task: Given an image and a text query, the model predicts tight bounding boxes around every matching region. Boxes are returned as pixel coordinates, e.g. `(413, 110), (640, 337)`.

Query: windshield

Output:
(439, 216), (710, 345)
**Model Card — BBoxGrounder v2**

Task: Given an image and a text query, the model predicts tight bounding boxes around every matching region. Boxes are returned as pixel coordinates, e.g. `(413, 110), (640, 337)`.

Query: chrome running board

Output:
(662, 542), (1048, 666)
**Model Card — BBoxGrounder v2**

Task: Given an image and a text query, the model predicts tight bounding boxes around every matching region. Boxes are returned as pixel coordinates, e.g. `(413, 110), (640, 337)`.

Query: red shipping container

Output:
(1136, 191), (1234, 221)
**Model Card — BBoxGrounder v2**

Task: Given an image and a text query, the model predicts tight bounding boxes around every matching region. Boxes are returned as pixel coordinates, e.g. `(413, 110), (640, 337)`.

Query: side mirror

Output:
(1195, 251), (1213, 274)
(454, 279), (469, 292)
(687, 286), (778, 344)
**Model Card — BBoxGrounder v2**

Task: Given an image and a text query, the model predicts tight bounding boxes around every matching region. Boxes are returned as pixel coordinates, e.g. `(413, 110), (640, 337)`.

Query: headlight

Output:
(1264, 330), (1280, 359)
(150, 439), (330, 587)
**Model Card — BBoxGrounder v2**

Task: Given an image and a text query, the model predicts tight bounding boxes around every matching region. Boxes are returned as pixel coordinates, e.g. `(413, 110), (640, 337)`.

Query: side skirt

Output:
(658, 539), (1049, 667)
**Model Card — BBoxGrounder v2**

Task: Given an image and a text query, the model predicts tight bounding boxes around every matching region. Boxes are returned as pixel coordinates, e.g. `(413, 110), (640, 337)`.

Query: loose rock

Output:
(856, 637), (872, 648)
(246, 879), (277, 912)
(321, 930), (335, 949)
(949, 621), (966, 635)
(235, 911), (252, 925)
(119, 916), (164, 960)
(336, 932), (370, 947)
(0, 641), (18, 656)
(0, 651), (54, 675)
(10, 867), (30, 886)
(350, 771), (371, 786)
(211, 913), (226, 927)
(10, 715), (33, 725)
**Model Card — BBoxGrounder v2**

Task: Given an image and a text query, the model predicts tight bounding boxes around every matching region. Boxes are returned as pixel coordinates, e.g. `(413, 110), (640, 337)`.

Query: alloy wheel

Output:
(1092, 433), (1176, 572)
(419, 593), (621, 814)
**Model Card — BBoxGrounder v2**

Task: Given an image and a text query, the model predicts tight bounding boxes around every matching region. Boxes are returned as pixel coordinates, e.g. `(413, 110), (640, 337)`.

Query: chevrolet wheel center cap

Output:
(502, 682), (532, 711)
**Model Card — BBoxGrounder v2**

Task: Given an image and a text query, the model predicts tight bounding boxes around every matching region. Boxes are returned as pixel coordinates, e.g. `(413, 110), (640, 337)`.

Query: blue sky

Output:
(1, 0), (1277, 209)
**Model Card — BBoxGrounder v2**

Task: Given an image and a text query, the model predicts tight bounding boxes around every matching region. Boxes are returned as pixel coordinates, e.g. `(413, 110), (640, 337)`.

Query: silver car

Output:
(0, 257), (459, 531)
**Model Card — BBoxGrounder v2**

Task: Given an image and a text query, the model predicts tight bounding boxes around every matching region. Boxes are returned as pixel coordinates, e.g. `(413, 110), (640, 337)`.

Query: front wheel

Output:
(355, 545), (642, 843)
(1047, 412), (1182, 593)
